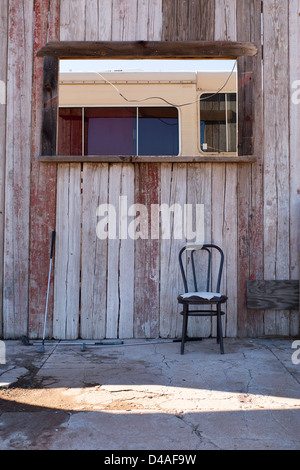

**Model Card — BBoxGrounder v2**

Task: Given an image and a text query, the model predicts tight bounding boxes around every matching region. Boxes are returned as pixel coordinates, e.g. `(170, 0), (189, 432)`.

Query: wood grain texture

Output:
(159, 163), (187, 338)
(28, 0), (59, 339)
(162, 0), (215, 41)
(289, 0), (300, 335)
(53, 164), (81, 339)
(41, 57), (59, 156)
(81, 164), (109, 339)
(263, 0), (290, 335)
(38, 155), (257, 163)
(37, 40), (257, 59)
(236, 0), (264, 337)
(247, 281), (299, 311)
(134, 163), (160, 338)
(3, 0), (34, 338)
(105, 164), (135, 338)
(0, 0), (8, 337)
(118, 165), (135, 338)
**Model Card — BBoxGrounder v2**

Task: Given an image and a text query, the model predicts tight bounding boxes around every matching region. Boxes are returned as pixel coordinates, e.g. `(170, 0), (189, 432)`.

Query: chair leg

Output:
(181, 304), (188, 355)
(216, 314), (220, 344)
(216, 303), (224, 354)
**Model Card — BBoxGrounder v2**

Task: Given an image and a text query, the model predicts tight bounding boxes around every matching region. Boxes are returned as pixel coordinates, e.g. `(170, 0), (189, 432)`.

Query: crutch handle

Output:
(50, 231), (56, 259)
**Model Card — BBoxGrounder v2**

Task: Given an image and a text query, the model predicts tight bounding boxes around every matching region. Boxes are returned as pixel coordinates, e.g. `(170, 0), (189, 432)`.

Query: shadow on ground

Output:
(0, 338), (300, 450)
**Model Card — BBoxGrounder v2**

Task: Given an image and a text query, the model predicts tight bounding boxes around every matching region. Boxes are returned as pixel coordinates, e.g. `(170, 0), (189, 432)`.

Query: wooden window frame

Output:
(37, 40), (257, 163)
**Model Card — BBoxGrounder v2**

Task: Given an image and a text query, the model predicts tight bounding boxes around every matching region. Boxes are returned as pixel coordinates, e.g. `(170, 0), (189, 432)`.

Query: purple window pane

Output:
(84, 108), (136, 155)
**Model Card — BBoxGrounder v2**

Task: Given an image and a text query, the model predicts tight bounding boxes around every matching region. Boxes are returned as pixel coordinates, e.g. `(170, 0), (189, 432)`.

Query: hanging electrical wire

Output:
(94, 60), (237, 108)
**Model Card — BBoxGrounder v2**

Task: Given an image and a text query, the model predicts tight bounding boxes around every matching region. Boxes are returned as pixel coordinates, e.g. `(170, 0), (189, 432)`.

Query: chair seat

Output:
(178, 291), (227, 303)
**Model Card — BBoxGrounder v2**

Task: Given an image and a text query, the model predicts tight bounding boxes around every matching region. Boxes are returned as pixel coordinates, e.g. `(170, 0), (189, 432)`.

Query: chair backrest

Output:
(178, 244), (224, 294)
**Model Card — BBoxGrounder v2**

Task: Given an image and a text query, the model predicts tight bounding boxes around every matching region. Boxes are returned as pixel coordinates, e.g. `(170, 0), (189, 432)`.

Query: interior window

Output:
(58, 106), (179, 156)
(200, 93), (237, 154)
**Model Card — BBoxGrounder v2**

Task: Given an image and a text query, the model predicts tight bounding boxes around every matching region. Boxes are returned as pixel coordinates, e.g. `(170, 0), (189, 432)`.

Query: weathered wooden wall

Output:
(0, 0), (299, 340)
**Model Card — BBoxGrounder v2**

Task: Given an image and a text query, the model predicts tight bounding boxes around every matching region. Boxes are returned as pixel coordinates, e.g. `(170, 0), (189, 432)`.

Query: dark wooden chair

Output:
(177, 243), (228, 354)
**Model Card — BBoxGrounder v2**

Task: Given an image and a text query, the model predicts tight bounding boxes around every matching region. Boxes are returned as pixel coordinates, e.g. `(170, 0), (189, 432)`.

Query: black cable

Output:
(95, 61), (237, 108)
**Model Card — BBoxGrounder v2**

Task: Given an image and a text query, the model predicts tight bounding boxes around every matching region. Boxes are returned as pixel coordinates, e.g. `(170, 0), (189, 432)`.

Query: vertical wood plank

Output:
(246, 2), (264, 337)
(48, 0), (60, 41)
(162, 0), (215, 41)
(236, 0), (254, 158)
(134, 164), (160, 338)
(214, 0), (236, 41)
(53, 164), (81, 339)
(112, 0), (138, 41)
(106, 164), (121, 338)
(3, 0), (34, 338)
(160, 163), (187, 338)
(85, 0), (99, 40)
(53, 164), (69, 339)
(28, 0), (59, 339)
(106, 164), (135, 339)
(263, 0), (290, 335)
(236, 0), (264, 337)
(0, 0), (8, 337)
(136, 0), (162, 40)
(119, 165), (135, 338)
(81, 164), (109, 339)
(98, 0), (113, 40)
(289, 0), (300, 335)
(222, 163), (238, 337)
(211, 163), (226, 338)
(41, 57), (59, 156)
(60, 0), (86, 41)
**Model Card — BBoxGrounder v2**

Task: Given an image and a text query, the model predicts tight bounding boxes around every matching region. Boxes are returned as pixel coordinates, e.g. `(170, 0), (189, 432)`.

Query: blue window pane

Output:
(200, 121), (205, 150)
(138, 107), (179, 156)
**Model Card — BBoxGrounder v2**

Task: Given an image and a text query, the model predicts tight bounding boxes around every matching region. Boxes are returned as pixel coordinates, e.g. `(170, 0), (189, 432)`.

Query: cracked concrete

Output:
(0, 338), (300, 450)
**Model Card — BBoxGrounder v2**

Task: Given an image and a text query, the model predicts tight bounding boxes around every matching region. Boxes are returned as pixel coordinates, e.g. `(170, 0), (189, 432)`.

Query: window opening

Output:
(57, 59), (237, 158)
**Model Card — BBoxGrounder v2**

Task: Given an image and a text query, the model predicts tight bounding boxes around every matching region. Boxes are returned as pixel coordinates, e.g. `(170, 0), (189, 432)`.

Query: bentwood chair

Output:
(177, 243), (228, 354)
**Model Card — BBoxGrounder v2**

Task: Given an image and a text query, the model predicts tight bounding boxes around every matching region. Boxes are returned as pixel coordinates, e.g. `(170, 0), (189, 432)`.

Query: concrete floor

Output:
(0, 337), (300, 450)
